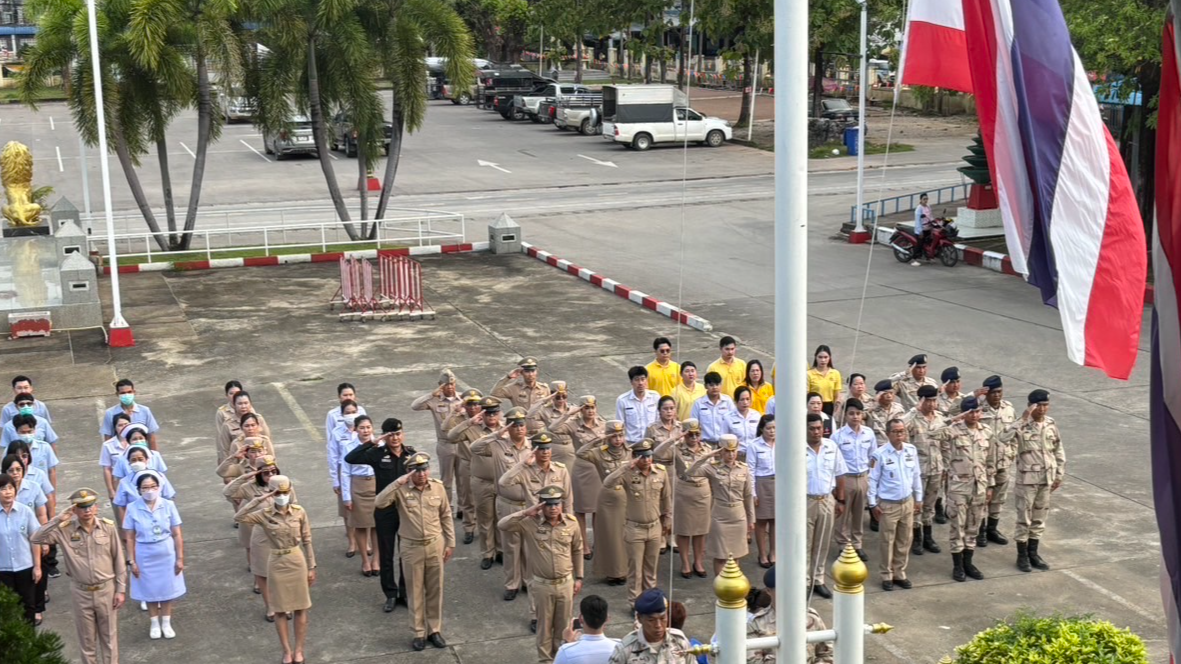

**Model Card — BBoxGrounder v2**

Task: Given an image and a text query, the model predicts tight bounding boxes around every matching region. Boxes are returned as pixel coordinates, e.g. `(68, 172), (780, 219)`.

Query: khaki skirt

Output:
(238, 520), (254, 550)
(593, 485), (628, 579)
(551, 441), (576, 470)
(267, 547), (311, 613)
(755, 476), (776, 520)
(250, 524), (272, 577)
(706, 501), (749, 561)
(573, 457), (602, 514)
(674, 478), (712, 537)
(345, 475), (377, 529)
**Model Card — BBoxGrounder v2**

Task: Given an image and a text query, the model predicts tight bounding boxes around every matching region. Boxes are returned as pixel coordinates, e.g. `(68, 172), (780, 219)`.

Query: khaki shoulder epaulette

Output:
(601, 445), (609, 452)
(553, 461), (566, 468)
(291, 505), (304, 511)
(429, 478), (443, 484)
(654, 463), (666, 471)
(101, 517), (115, 525)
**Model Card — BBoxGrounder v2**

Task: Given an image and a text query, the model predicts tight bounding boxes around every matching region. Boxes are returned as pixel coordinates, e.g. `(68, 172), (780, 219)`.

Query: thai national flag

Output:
(1152, 4), (1181, 662)
(961, 0), (1147, 380)
(898, 0), (974, 93)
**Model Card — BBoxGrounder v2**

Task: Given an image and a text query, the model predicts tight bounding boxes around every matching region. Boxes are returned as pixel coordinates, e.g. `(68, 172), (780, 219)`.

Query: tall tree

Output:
(697, 0), (771, 127)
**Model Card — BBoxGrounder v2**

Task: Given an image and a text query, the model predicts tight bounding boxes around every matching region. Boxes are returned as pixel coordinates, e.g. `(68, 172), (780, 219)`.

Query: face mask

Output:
(273, 494), (291, 507)
(140, 489), (160, 502)
(18, 406), (33, 416)
(119, 394), (136, 407)
(18, 433), (34, 444)
(129, 461), (148, 473)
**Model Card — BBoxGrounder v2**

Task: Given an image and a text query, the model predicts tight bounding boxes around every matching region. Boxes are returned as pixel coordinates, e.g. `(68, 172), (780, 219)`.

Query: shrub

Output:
(954, 612), (1148, 664)
(0, 585), (69, 664)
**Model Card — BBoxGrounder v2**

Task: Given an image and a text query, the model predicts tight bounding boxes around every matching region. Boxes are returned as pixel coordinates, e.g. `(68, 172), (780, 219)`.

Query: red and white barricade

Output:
(378, 254), (435, 320)
(329, 257), (379, 320)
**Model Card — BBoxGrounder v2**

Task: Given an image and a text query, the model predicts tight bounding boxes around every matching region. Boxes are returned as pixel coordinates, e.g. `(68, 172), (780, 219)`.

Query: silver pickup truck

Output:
(510, 83), (590, 123)
(554, 94), (605, 135)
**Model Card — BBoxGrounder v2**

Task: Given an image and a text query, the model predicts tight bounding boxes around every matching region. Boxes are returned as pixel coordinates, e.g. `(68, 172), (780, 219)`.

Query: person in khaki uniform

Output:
(902, 385), (945, 555)
(529, 382), (575, 464)
(576, 420), (630, 585)
(499, 486), (584, 663)
(936, 367), (965, 417)
(453, 396), (502, 565)
(215, 436), (267, 480)
(32, 488), (127, 664)
(501, 433), (573, 516)
(656, 418), (712, 578)
(472, 406), (532, 599)
(235, 476), (315, 664)
(411, 369), (464, 518)
(445, 390), (484, 546)
(866, 380), (906, 447)
(889, 354), (940, 412)
(688, 434), (755, 576)
(1002, 389), (1064, 573)
(607, 588), (695, 664)
(493, 358), (552, 434)
(603, 439), (671, 607)
(976, 375), (1016, 548)
(645, 397), (681, 552)
(375, 453), (455, 651)
(549, 395), (606, 558)
(867, 419), (923, 590)
(931, 396), (995, 583)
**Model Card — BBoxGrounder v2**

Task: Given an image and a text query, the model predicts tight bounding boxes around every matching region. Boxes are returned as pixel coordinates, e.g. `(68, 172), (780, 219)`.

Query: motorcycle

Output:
(890, 218), (960, 267)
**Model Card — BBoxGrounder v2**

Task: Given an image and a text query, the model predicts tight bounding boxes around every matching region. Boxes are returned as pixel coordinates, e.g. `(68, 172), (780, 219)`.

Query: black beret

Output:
(982, 375), (1003, 390)
(960, 396), (980, 412)
(917, 385), (939, 398)
(1028, 389), (1050, 405)
(381, 418), (403, 433)
(634, 588), (667, 615)
(764, 566), (775, 589)
(909, 354), (928, 366)
(874, 379), (895, 393)
(941, 367), (960, 383)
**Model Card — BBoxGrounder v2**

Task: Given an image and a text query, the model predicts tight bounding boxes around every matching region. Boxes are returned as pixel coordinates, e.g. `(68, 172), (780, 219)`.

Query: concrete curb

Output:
(873, 226), (1154, 305)
(520, 242), (713, 332)
(103, 242), (490, 274)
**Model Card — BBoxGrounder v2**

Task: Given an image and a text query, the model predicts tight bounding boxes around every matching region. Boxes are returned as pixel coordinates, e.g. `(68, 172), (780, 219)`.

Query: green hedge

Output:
(954, 612), (1147, 664)
(0, 585), (69, 664)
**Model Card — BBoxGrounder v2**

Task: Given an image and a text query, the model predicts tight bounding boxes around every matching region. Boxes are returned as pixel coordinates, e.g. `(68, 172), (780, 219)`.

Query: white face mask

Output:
(140, 489), (160, 502)
(273, 494), (291, 507)
(129, 461), (148, 473)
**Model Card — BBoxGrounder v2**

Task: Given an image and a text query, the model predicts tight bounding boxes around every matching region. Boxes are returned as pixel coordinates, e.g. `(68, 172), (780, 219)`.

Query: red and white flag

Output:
(897, 0), (974, 92)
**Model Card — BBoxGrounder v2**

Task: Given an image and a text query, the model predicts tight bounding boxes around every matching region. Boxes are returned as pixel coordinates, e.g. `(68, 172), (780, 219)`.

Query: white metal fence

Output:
(84, 207), (466, 262)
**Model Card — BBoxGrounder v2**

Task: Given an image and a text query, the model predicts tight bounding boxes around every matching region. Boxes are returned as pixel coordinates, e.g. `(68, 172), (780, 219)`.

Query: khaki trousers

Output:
(436, 440), (460, 506)
(497, 497), (528, 591)
(920, 474), (942, 526)
(877, 498), (914, 581)
(624, 520), (661, 604)
(471, 477), (500, 559)
(947, 491), (985, 553)
(532, 576), (574, 662)
(835, 473), (868, 548)
(72, 582), (119, 664)
(457, 458), (476, 533)
(987, 467), (1011, 518)
(402, 538), (444, 638)
(806, 495), (835, 586)
(1013, 483), (1051, 542)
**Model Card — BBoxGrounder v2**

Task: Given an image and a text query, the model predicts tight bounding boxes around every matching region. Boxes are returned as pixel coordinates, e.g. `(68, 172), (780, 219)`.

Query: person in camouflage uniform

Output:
(930, 396), (995, 583)
(608, 588), (695, 664)
(976, 375), (1016, 547)
(901, 385), (945, 556)
(746, 567), (833, 664)
(1000, 389), (1065, 573)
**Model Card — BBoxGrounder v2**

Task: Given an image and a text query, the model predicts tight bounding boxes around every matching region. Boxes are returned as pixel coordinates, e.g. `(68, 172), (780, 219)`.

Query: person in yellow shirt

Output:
(805, 345), (843, 416)
(707, 336), (747, 399)
(744, 359), (775, 414)
(673, 362), (706, 421)
(645, 337), (681, 398)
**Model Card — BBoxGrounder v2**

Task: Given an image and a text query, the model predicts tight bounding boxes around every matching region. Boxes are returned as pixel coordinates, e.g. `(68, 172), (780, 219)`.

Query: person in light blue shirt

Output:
(691, 372), (735, 444)
(340, 415), (378, 576)
(100, 379), (160, 450)
(0, 474), (41, 624)
(867, 418), (923, 590)
(6, 416), (58, 486)
(2, 377), (52, 424)
(554, 595), (617, 664)
(615, 366), (660, 444)
(1, 408), (58, 447)
(111, 424), (168, 481)
(830, 399), (876, 560)
(3, 454), (49, 623)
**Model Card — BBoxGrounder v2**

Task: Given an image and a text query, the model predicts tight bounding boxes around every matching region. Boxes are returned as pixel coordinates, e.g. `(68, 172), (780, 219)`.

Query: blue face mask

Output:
(17, 406), (33, 416)
(18, 433), (34, 444)
(119, 394), (136, 407)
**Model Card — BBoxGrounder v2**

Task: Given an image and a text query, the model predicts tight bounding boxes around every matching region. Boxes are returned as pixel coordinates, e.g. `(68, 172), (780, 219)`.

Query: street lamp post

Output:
(85, 0), (134, 346)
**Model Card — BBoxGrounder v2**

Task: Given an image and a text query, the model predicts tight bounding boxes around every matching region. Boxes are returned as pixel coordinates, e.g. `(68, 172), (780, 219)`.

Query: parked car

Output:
(820, 98), (856, 120)
(554, 93), (604, 135)
(219, 90), (256, 123)
(509, 83), (591, 123)
(263, 115), (317, 159)
(329, 112), (393, 157)
(601, 85), (731, 150)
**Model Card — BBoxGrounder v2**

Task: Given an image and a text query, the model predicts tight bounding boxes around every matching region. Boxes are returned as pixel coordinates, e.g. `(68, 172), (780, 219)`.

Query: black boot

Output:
(922, 525), (941, 553)
(962, 549), (984, 580)
(1016, 541), (1032, 572)
(975, 521), (988, 548)
(951, 552), (966, 582)
(934, 497), (948, 524)
(911, 526), (924, 555)
(986, 517), (1009, 545)
(1028, 539), (1050, 570)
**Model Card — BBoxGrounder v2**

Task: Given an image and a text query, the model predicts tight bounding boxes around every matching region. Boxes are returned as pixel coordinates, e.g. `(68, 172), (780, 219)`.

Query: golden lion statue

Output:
(2, 141), (43, 227)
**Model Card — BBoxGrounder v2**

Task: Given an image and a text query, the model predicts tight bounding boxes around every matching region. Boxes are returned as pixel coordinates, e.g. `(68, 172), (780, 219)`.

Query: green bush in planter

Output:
(953, 612), (1147, 664)
(0, 585), (69, 664)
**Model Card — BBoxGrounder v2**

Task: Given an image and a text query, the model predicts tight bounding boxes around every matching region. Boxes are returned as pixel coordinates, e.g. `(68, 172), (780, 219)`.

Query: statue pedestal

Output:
(956, 206), (1003, 229)
(3, 223), (51, 238)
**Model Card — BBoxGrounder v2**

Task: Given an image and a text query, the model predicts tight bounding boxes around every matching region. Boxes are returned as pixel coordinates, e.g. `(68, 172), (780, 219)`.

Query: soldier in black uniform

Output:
(344, 417), (417, 613)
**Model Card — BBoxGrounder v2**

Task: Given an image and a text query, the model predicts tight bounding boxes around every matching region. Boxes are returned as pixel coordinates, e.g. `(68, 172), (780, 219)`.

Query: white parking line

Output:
(179, 142), (196, 159)
(240, 139), (271, 163)
(49, 117), (55, 131)
(327, 152), (338, 161)
(55, 146), (63, 172)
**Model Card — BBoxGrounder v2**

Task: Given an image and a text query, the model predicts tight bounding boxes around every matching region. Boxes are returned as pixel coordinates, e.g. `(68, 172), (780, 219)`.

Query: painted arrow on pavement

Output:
(578, 154), (618, 168)
(477, 159), (512, 174)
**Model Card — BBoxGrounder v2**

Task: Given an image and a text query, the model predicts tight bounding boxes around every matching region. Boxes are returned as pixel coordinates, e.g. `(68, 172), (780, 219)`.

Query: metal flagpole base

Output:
(847, 230), (872, 244)
(109, 315), (135, 347)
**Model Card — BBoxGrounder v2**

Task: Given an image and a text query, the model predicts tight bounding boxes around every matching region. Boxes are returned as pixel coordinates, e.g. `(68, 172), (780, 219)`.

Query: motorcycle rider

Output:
(912, 193), (932, 266)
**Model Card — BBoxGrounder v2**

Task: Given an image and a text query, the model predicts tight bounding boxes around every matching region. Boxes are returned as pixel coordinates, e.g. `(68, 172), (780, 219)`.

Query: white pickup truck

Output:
(600, 85), (732, 150)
